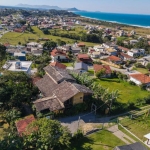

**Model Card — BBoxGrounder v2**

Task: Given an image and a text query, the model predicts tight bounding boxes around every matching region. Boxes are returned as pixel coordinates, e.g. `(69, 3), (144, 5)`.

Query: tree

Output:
(0, 44), (6, 62)
(2, 109), (21, 126)
(19, 20), (26, 25)
(95, 69), (106, 79)
(25, 118), (71, 150)
(146, 63), (150, 70)
(43, 41), (57, 51)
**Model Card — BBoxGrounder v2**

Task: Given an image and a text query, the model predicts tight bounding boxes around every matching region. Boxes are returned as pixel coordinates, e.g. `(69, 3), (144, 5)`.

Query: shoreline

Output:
(80, 15), (150, 29)
(74, 13), (150, 29)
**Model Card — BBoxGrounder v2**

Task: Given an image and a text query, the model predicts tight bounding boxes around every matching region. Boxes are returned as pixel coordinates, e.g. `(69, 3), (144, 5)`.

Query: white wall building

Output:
(3, 61), (32, 75)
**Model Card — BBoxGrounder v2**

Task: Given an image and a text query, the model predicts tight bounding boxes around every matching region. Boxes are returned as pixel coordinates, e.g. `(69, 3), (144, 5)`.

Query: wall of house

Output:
(72, 92), (84, 105)
(130, 77), (142, 85)
(54, 55), (67, 60)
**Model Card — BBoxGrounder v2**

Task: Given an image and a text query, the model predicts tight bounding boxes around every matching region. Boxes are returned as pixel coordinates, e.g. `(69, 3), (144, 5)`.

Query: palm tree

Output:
(107, 90), (120, 113)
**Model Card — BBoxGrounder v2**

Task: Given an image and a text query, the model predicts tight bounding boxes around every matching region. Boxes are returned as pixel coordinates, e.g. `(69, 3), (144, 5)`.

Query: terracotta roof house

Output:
(15, 115), (35, 136)
(51, 48), (69, 62)
(35, 65), (92, 113)
(119, 52), (133, 61)
(93, 64), (112, 77)
(50, 62), (66, 69)
(77, 54), (93, 64)
(113, 142), (147, 150)
(118, 46), (130, 53)
(77, 42), (85, 47)
(107, 55), (122, 65)
(129, 73), (150, 86)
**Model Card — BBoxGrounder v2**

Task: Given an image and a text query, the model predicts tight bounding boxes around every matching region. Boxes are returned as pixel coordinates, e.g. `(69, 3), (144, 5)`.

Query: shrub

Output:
(129, 81), (136, 85)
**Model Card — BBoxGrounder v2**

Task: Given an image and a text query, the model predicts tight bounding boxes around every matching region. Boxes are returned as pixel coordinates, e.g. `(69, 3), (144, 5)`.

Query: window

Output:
(80, 97), (83, 100)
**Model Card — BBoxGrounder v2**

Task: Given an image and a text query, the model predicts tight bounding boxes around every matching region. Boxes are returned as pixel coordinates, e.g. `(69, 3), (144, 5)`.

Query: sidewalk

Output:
(108, 125), (136, 144)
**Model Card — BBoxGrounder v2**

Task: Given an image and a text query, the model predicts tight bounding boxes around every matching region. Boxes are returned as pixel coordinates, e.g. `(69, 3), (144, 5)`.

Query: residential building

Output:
(14, 52), (26, 61)
(113, 142), (147, 150)
(51, 48), (69, 62)
(3, 61), (32, 75)
(127, 49), (145, 58)
(93, 64), (112, 77)
(119, 52), (133, 61)
(118, 46), (130, 53)
(105, 48), (118, 56)
(106, 55), (122, 65)
(77, 54), (93, 64)
(74, 62), (88, 73)
(50, 62), (67, 69)
(91, 51), (101, 59)
(129, 73), (150, 86)
(34, 65), (92, 113)
(130, 40), (138, 45)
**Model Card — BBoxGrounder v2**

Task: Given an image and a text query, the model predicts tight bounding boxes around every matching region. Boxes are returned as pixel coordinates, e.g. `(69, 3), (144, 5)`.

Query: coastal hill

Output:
(16, 4), (81, 11)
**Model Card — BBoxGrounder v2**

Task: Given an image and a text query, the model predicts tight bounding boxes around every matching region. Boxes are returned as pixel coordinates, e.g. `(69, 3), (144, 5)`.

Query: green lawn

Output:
(0, 113), (9, 140)
(94, 78), (150, 103)
(119, 115), (150, 141)
(134, 67), (149, 74)
(72, 130), (125, 150)
(62, 62), (73, 67)
(0, 26), (97, 47)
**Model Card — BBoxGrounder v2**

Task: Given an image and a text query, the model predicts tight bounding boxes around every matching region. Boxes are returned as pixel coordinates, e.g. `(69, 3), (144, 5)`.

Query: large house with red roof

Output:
(129, 73), (150, 86)
(93, 64), (112, 77)
(51, 48), (69, 62)
(106, 55), (122, 65)
(77, 54), (93, 64)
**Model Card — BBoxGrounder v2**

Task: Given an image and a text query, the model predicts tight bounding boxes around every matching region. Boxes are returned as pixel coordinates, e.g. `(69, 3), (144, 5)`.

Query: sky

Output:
(0, 0), (150, 14)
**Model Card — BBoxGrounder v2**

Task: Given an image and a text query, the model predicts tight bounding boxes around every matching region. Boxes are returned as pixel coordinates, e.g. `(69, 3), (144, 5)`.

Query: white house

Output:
(93, 45), (105, 53)
(127, 49), (145, 58)
(3, 61), (32, 75)
(91, 51), (101, 59)
(129, 73), (150, 86)
(51, 49), (69, 62)
(130, 40), (138, 45)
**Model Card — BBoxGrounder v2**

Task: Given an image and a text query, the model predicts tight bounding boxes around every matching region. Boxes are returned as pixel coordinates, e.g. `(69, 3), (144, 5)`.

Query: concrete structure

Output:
(127, 49), (145, 58)
(3, 61), (32, 74)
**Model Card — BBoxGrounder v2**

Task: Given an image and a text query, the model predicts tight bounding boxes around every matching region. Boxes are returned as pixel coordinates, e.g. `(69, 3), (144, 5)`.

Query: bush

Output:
(129, 81), (136, 85)
(127, 102), (136, 109)
(72, 130), (84, 140)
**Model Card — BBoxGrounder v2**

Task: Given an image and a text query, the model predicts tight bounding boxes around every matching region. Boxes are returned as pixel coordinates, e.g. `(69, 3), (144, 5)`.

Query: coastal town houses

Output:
(34, 65), (92, 113)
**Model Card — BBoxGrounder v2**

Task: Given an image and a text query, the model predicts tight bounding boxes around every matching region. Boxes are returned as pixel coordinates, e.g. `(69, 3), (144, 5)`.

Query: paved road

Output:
(110, 66), (140, 75)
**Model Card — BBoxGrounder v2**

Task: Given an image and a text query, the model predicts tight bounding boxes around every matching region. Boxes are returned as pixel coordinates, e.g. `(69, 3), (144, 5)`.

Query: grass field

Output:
(0, 26), (98, 47)
(119, 115), (150, 140)
(72, 130), (125, 150)
(0, 113), (9, 140)
(94, 78), (150, 103)
(134, 67), (149, 74)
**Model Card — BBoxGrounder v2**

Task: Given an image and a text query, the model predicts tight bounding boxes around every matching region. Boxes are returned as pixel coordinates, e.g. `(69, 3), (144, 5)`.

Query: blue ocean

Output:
(74, 11), (150, 28)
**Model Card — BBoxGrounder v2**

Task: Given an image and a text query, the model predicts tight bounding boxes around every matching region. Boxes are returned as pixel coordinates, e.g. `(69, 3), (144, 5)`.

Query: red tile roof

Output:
(15, 115), (35, 136)
(77, 42), (85, 47)
(120, 52), (132, 59)
(118, 46), (130, 52)
(51, 49), (67, 57)
(130, 74), (150, 84)
(50, 62), (66, 69)
(77, 54), (93, 62)
(78, 54), (90, 59)
(94, 64), (111, 74)
(107, 55), (121, 62)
